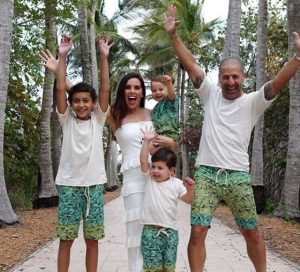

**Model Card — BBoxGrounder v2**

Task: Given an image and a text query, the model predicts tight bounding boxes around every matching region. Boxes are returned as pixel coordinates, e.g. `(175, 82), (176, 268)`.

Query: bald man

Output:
(164, 4), (300, 272)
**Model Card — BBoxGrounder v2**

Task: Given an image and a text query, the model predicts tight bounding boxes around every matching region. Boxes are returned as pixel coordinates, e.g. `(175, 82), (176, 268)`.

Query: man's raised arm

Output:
(165, 5), (205, 88)
(265, 32), (300, 100)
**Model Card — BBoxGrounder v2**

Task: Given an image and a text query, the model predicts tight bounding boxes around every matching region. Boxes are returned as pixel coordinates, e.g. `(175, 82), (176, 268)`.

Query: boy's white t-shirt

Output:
(195, 77), (274, 172)
(55, 105), (108, 186)
(141, 171), (187, 230)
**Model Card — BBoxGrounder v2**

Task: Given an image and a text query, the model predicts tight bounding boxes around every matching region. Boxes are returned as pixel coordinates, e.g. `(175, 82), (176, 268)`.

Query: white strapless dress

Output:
(115, 121), (152, 272)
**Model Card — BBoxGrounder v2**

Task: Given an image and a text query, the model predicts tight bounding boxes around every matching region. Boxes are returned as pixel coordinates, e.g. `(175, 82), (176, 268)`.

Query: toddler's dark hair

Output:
(67, 82), (97, 104)
(151, 147), (177, 168)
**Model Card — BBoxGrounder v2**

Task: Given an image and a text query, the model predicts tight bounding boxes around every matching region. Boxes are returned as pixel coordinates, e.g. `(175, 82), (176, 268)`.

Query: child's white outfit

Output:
(140, 171), (187, 271)
(55, 105), (108, 186)
(141, 172), (187, 229)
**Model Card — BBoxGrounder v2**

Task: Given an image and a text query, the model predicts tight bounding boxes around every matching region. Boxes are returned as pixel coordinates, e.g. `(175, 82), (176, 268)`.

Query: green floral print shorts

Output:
(141, 225), (179, 272)
(57, 184), (104, 240)
(191, 166), (258, 229)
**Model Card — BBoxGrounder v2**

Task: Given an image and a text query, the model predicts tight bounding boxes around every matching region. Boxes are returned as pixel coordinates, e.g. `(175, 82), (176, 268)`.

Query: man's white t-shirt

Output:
(195, 77), (274, 172)
(55, 105), (108, 186)
(141, 172), (187, 230)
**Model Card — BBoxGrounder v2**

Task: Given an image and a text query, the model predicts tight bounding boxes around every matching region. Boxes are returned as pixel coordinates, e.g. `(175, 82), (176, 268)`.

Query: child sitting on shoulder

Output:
(150, 75), (179, 155)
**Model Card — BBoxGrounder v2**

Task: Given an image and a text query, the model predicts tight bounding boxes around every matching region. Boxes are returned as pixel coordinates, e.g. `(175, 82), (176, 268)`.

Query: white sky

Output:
(103, 0), (229, 108)
(104, 0), (229, 21)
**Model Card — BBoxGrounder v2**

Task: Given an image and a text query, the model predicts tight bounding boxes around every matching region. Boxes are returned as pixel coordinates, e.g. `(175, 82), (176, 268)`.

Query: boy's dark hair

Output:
(151, 147), (177, 168)
(67, 82), (97, 104)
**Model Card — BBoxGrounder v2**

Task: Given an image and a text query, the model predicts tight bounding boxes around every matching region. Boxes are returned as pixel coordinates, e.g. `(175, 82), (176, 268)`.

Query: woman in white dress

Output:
(108, 72), (176, 272)
(109, 72), (151, 271)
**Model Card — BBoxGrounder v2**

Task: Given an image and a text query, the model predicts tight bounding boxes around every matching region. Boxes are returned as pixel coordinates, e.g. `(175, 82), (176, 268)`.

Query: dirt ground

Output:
(0, 190), (299, 271)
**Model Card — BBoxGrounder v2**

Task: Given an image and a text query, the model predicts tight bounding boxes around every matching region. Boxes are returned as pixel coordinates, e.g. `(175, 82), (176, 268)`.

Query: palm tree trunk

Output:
(281, 0), (300, 218)
(90, 0), (98, 92)
(222, 0), (241, 58)
(78, 0), (92, 84)
(180, 70), (190, 179)
(176, 65), (182, 177)
(51, 79), (61, 179)
(0, 0), (18, 224)
(38, 0), (58, 200)
(222, 0), (233, 59)
(105, 128), (112, 189)
(250, 0), (268, 213)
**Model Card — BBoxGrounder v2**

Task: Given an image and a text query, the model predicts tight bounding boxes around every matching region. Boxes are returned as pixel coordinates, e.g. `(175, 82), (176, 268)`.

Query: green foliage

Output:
(7, 173), (37, 210)
(4, 0), (47, 208)
(263, 198), (277, 215)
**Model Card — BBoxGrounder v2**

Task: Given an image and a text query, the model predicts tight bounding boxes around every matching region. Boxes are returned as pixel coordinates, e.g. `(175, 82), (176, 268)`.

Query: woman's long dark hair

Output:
(111, 72), (146, 128)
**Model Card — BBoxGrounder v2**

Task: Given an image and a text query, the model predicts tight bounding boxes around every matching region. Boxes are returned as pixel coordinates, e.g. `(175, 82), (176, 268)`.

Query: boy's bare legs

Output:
(57, 240), (74, 272)
(240, 227), (266, 272)
(188, 225), (208, 272)
(85, 239), (98, 272)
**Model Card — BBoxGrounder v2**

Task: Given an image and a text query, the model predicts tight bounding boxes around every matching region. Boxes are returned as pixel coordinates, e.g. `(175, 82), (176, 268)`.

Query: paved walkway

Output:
(11, 196), (300, 272)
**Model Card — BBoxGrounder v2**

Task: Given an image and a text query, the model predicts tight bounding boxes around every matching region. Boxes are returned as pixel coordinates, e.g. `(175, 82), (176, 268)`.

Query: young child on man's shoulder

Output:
(150, 75), (179, 155)
(139, 126), (194, 272)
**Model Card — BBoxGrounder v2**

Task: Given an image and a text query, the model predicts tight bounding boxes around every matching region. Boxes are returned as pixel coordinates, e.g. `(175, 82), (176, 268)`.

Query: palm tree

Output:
(251, 0), (268, 213)
(0, 0), (18, 224)
(78, 0), (92, 84)
(38, 0), (58, 202)
(222, 0), (241, 58)
(280, 0), (300, 218)
(90, 0), (100, 91)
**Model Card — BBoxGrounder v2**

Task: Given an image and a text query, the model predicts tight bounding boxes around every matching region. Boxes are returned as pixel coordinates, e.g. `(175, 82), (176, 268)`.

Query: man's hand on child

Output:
(59, 35), (72, 56)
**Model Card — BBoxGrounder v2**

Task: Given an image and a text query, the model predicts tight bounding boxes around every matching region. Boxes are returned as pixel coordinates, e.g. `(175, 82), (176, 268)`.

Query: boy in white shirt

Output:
(51, 35), (111, 272)
(140, 126), (194, 272)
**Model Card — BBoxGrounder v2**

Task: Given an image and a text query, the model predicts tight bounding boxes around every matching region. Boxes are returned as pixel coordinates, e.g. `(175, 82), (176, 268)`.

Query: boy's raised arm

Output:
(56, 35), (72, 114)
(140, 127), (157, 173)
(40, 49), (73, 91)
(98, 36), (114, 113)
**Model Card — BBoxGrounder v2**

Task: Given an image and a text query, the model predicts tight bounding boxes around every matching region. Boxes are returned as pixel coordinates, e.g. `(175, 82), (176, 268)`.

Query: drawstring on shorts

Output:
(84, 187), (91, 219)
(215, 168), (229, 186)
(157, 227), (169, 238)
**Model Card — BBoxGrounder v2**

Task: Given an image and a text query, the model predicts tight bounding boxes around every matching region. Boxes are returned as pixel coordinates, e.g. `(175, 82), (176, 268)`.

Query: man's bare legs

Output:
(57, 240), (74, 272)
(240, 227), (266, 272)
(85, 239), (98, 272)
(188, 225), (209, 272)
